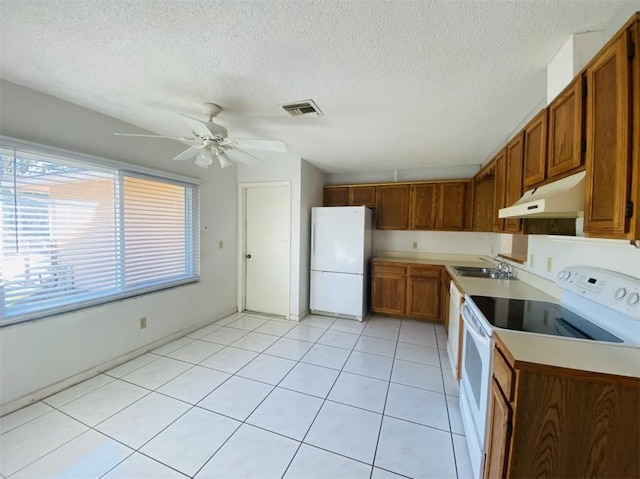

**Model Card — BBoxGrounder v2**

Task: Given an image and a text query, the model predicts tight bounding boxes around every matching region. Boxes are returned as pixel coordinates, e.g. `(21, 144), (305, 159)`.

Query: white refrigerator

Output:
(310, 206), (373, 321)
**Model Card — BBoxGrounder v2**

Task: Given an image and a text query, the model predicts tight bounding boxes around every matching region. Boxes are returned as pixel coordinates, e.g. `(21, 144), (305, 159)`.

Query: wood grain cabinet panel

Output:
(323, 187), (348, 207)
(492, 148), (507, 232)
(437, 182), (468, 231)
(348, 185), (377, 208)
(523, 109), (548, 189)
(410, 184), (439, 230)
(473, 178), (495, 232)
(548, 76), (585, 179)
(485, 380), (512, 479)
(371, 264), (407, 315)
(406, 275), (441, 320)
(584, 31), (633, 238)
(376, 185), (410, 230)
(504, 134), (524, 233)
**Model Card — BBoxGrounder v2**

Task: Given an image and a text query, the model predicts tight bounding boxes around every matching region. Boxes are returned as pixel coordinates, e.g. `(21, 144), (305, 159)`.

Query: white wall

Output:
(0, 81), (238, 411)
(299, 160), (326, 315)
(326, 164), (480, 185)
(374, 230), (493, 256)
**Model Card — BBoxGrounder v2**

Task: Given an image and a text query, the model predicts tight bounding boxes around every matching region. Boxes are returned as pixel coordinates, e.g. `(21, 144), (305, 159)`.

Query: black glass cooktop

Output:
(469, 296), (623, 343)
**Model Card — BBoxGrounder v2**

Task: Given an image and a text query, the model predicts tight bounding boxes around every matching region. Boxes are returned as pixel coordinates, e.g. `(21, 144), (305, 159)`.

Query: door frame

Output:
(237, 181), (292, 318)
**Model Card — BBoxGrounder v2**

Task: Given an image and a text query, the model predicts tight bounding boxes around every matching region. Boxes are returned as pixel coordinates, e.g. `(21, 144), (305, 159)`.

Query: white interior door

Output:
(244, 184), (290, 317)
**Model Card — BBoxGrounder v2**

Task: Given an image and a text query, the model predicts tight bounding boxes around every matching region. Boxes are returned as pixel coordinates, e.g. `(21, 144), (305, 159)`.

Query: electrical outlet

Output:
(546, 257), (553, 273)
(529, 254), (534, 267)
(139, 317), (147, 329)
(412, 241), (418, 250)
(218, 240), (224, 249)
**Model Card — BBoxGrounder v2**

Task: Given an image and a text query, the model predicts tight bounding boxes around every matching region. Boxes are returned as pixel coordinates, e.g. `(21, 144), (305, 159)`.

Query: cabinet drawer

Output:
(408, 266), (441, 278)
(493, 347), (514, 401)
(373, 263), (407, 276)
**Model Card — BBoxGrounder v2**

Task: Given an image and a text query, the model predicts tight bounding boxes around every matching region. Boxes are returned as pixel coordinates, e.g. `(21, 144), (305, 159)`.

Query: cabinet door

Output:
(474, 178), (495, 232)
(504, 134), (524, 233)
(523, 109), (548, 189)
(371, 264), (407, 316)
(323, 187), (348, 207)
(584, 33), (632, 237)
(376, 185), (410, 230)
(492, 148), (507, 232)
(485, 379), (513, 479)
(548, 76), (584, 180)
(437, 182), (468, 231)
(410, 183), (438, 230)
(348, 186), (377, 208)
(406, 267), (442, 321)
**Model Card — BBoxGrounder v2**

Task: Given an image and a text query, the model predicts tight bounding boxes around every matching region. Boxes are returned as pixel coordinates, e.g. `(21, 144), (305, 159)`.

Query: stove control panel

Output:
(557, 266), (640, 320)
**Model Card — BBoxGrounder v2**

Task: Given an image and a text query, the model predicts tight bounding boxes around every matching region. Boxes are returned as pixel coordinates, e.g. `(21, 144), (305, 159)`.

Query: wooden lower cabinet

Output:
(486, 337), (640, 478)
(371, 261), (447, 323)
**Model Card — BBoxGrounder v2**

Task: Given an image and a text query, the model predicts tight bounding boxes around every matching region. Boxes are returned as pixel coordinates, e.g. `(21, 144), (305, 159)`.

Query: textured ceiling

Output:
(0, 1), (628, 174)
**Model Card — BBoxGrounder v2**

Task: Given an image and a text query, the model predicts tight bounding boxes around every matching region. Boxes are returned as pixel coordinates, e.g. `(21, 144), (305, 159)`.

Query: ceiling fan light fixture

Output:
(218, 152), (234, 168)
(195, 148), (213, 168)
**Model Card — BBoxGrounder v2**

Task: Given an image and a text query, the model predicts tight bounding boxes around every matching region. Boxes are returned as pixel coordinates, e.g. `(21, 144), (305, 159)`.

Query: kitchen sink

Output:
(452, 266), (505, 279)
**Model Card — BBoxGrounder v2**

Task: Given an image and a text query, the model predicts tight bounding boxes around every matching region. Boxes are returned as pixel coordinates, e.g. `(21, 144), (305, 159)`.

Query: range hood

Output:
(499, 171), (586, 219)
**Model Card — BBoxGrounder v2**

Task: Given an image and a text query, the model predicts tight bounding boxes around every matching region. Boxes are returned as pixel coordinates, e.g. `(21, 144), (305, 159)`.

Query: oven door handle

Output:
(463, 310), (491, 348)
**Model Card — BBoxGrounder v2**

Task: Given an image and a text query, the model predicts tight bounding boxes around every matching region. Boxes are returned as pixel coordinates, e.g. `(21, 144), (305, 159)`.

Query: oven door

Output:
(459, 302), (493, 479)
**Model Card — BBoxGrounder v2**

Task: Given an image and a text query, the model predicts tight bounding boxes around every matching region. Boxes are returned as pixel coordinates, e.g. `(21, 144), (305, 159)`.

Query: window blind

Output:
(1, 144), (199, 325)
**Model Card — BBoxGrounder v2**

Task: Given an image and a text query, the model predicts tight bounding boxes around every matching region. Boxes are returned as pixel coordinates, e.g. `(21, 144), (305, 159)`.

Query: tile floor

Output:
(0, 312), (473, 479)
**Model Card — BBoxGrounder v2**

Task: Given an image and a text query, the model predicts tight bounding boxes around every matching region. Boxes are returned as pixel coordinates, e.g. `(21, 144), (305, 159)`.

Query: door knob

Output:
(246, 254), (252, 259)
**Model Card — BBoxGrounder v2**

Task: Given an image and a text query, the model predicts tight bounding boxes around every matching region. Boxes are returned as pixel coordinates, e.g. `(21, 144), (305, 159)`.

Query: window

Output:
(1, 143), (199, 325)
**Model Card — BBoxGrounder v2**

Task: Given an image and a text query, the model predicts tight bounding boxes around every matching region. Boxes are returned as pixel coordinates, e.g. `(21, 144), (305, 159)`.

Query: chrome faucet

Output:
(495, 258), (513, 279)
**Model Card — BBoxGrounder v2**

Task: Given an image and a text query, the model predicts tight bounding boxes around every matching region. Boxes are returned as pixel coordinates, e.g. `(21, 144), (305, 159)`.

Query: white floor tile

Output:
(167, 340), (225, 364)
(301, 343), (351, 370)
(200, 326), (248, 345)
(385, 383), (449, 431)
(121, 357), (192, 390)
(102, 452), (186, 479)
(343, 351), (393, 381)
(227, 315), (269, 331)
(230, 331), (279, 352)
(247, 388), (322, 440)
(362, 323), (400, 341)
(371, 467), (408, 478)
(398, 329), (438, 347)
(185, 323), (222, 339)
(43, 374), (115, 409)
(96, 392), (189, 449)
(153, 337), (196, 354)
(318, 329), (360, 349)
(279, 363), (339, 398)
(440, 349), (453, 370)
(284, 325), (326, 342)
(298, 315), (336, 329)
(199, 347), (258, 374)
(0, 411), (88, 477)
(391, 359), (444, 393)
(198, 376), (273, 421)
(11, 430), (132, 479)
(141, 408), (240, 477)
(328, 372), (389, 413)
(254, 320), (296, 336)
(60, 380), (148, 426)
(395, 342), (441, 367)
(105, 353), (159, 378)
(437, 333), (449, 351)
(214, 313), (243, 326)
(453, 433), (474, 479)
(444, 371), (460, 396)
(236, 354), (296, 385)
(375, 416), (457, 479)
(447, 394), (465, 435)
(0, 402), (53, 434)
(195, 424), (298, 479)
(330, 318), (367, 334)
(158, 366), (231, 404)
(401, 319), (436, 333)
(284, 444), (371, 479)
(305, 401), (382, 464)
(354, 335), (397, 358)
(265, 337), (314, 360)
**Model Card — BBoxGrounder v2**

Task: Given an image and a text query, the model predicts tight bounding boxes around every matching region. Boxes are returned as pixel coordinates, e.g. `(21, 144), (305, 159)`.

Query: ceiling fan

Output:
(115, 102), (287, 168)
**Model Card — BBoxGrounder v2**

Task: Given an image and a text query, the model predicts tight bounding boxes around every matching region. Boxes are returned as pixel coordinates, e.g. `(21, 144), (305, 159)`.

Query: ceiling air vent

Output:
(282, 99), (323, 117)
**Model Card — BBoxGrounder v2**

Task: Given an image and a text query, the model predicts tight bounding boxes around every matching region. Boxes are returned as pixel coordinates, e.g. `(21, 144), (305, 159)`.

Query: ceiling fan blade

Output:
(172, 145), (201, 162)
(222, 138), (287, 152)
(223, 146), (263, 166)
(178, 113), (214, 138)
(115, 132), (197, 141)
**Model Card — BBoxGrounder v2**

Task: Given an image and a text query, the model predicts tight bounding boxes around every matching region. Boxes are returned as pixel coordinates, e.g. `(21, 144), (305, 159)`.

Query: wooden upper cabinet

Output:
(504, 133), (524, 233)
(473, 162), (496, 233)
(493, 148), (507, 232)
(437, 182), (468, 231)
(522, 109), (548, 189)
(323, 187), (348, 207)
(348, 185), (377, 208)
(548, 76), (585, 180)
(584, 32), (632, 238)
(409, 183), (438, 230)
(376, 184), (410, 230)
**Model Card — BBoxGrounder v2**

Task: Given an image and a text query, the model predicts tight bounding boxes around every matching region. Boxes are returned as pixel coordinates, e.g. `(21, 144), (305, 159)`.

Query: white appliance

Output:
(310, 206), (373, 321)
(446, 280), (464, 378)
(458, 266), (640, 479)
